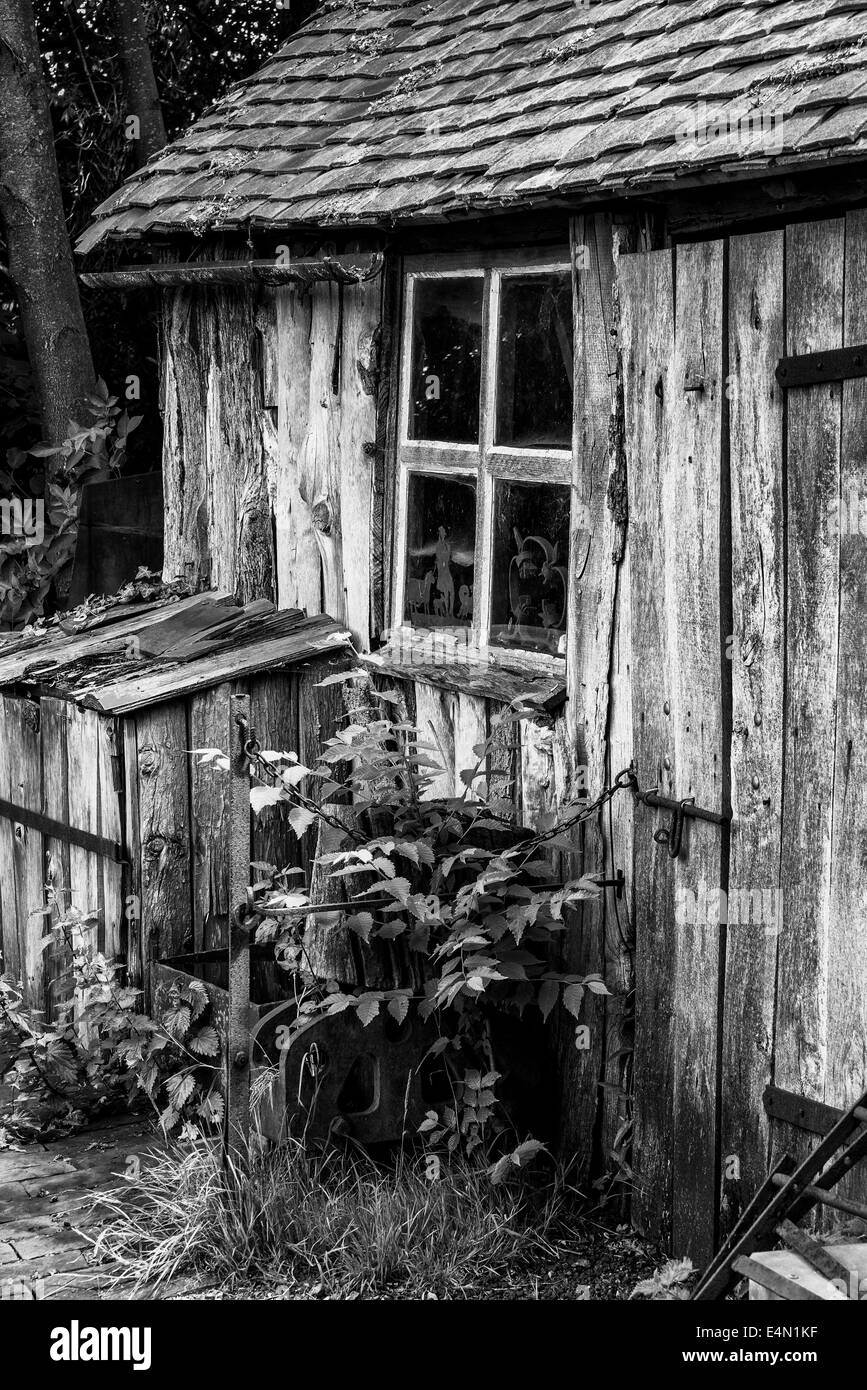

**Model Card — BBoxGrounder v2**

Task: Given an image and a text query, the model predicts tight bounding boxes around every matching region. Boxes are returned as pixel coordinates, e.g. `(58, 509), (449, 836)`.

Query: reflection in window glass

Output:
(404, 473), (477, 628)
(496, 272), (573, 450)
(490, 481), (570, 656)
(409, 278), (483, 443)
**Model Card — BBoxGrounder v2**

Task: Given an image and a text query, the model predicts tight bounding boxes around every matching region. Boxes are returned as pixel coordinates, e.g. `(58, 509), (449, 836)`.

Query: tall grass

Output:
(90, 1138), (576, 1299)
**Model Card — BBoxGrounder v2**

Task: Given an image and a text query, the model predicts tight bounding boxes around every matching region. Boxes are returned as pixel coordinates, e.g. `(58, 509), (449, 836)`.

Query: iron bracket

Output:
(775, 344), (867, 389)
(593, 869), (625, 899)
(633, 785), (729, 860)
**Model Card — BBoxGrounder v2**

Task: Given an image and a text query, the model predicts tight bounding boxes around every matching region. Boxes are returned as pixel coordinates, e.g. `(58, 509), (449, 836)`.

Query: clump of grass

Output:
(89, 1137), (577, 1299)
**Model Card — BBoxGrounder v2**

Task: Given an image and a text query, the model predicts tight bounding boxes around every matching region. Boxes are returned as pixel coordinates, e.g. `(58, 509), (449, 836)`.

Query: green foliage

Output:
(0, 892), (221, 1145)
(243, 671), (609, 1160)
(0, 379), (141, 628)
(91, 1134), (577, 1298)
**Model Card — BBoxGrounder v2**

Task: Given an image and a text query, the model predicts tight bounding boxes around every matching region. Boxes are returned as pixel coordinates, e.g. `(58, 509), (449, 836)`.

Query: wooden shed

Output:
(62, 0), (867, 1262)
(0, 591), (351, 1015)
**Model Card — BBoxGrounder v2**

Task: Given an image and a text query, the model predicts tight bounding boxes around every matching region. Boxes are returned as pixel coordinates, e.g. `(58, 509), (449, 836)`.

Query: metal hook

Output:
(653, 796), (695, 858)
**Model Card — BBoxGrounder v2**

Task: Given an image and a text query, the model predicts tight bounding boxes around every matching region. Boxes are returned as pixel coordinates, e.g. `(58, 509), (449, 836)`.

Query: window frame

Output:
(393, 246), (574, 675)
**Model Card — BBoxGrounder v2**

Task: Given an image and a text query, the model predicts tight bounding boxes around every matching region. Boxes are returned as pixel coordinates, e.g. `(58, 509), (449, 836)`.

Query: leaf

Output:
(632, 1258), (694, 1300)
(345, 911), (374, 943)
(586, 978), (611, 995)
(251, 785), (284, 815)
(166, 1073), (196, 1108)
(387, 994), (410, 1025)
(280, 763), (311, 787)
(189, 1026), (220, 1056)
(537, 978), (559, 1022)
(288, 806), (317, 838)
(511, 1139), (546, 1168)
(356, 993), (382, 1027)
(418, 1109), (439, 1133)
(562, 983), (585, 1019)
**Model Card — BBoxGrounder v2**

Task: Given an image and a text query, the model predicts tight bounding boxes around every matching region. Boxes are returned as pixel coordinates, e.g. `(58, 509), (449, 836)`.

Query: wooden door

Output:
(619, 211), (867, 1265)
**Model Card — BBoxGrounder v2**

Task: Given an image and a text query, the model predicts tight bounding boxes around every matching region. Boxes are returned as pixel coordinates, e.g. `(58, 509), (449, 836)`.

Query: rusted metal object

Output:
(251, 1002), (435, 1146)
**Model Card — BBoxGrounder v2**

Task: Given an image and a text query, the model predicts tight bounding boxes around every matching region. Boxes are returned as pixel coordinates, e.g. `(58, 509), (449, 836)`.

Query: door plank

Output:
(722, 229), (786, 1235)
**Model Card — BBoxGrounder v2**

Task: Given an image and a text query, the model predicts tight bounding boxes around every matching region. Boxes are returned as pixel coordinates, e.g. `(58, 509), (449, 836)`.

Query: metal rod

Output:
(771, 1174), (867, 1221)
(635, 787), (729, 826)
(0, 796), (126, 863)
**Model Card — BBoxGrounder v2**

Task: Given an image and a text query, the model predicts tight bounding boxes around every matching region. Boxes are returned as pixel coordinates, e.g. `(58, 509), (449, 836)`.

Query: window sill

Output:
(362, 640), (566, 714)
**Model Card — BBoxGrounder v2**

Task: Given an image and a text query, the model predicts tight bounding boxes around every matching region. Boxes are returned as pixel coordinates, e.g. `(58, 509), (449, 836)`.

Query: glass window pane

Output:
(404, 473), (477, 628)
(490, 481), (570, 656)
(409, 277), (483, 444)
(495, 272), (573, 449)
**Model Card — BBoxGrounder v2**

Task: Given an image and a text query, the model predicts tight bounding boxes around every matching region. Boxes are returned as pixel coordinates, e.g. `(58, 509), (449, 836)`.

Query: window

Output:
(394, 250), (574, 668)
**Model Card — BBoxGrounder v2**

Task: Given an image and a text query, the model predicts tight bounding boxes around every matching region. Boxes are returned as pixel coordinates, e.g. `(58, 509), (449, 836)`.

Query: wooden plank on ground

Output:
(620, 245), (677, 1249)
(667, 238), (725, 1266)
(721, 228), (786, 1237)
(777, 218), (845, 1181)
(135, 702), (192, 960)
(827, 208), (867, 1209)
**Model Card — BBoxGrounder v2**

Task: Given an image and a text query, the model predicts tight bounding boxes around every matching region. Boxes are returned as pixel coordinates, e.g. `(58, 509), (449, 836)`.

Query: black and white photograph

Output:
(0, 0), (865, 1359)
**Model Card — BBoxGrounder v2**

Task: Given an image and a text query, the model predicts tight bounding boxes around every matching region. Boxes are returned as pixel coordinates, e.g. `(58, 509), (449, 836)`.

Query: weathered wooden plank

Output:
(452, 694), (487, 802)
(135, 702), (192, 960)
(41, 699), (72, 1020)
(189, 685), (234, 954)
(274, 286), (317, 614)
(621, 245), (677, 1249)
(96, 717), (124, 965)
(827, 208), (867, 1208)
(557, 212), (622, 1163)
(414, 681), (456, 798)
(122, 721), (143, 990)
(339, 279), (380, 650)
(65, 710), (102, 973)
(667, 238), (725, 1265)
(722, 229), (786, 1235)
(89, 617), (350, 714)
(777, 219), (845, 1175)
(161, 290), (209, 592)
(0, 592), (233, 687)
(599, 540), (635, 1177)
(0, 696), (44, 1004)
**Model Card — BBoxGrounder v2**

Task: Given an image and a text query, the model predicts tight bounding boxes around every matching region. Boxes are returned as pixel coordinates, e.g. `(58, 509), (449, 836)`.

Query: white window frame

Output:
(392, 247), (573, 675)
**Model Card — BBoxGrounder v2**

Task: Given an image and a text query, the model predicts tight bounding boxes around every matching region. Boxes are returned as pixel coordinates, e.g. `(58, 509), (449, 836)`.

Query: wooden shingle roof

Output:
(78, 0), (867, 252)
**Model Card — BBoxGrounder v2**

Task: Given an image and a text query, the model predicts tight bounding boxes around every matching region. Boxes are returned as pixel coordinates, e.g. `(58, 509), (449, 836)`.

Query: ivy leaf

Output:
(356, 993), (382, 1027)
(537, 979), (559, 1022)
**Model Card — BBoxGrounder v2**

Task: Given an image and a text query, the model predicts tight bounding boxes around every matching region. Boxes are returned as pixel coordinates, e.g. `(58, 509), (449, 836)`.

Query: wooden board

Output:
(722, 229), (786, 1235)
(667, 239), (725, 1264)
(0, 696), (44, 1003)
(134, 702), (192, 961)
(40, 699), (72, 1019)
(621, 245), (678, 1249)
(827, 209), (867, 1209)
(776, 219), (845, 1178)
(189, 684), (235, 955)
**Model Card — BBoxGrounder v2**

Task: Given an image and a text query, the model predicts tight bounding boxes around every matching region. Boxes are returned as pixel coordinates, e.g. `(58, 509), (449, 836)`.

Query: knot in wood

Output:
(139, 748), (159, 777)
(312, 498), (333, 535)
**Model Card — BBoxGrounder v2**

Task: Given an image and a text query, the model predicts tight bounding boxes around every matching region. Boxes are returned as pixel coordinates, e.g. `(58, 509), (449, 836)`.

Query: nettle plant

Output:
(248, 670), (609, 1159)
(0, 892), (221, 1145)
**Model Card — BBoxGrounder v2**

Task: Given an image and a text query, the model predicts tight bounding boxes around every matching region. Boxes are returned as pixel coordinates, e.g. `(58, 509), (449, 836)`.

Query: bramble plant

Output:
(241, 669), (609, 1162)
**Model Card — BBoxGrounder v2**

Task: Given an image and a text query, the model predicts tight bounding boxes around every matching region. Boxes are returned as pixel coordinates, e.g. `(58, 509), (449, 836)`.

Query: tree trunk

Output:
(115, 0), (167, 166)
(0, 0), (95, 447)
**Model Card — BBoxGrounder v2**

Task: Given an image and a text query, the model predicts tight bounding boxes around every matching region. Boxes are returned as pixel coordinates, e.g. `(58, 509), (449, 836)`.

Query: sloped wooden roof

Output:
(78, 0), (867, 252)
